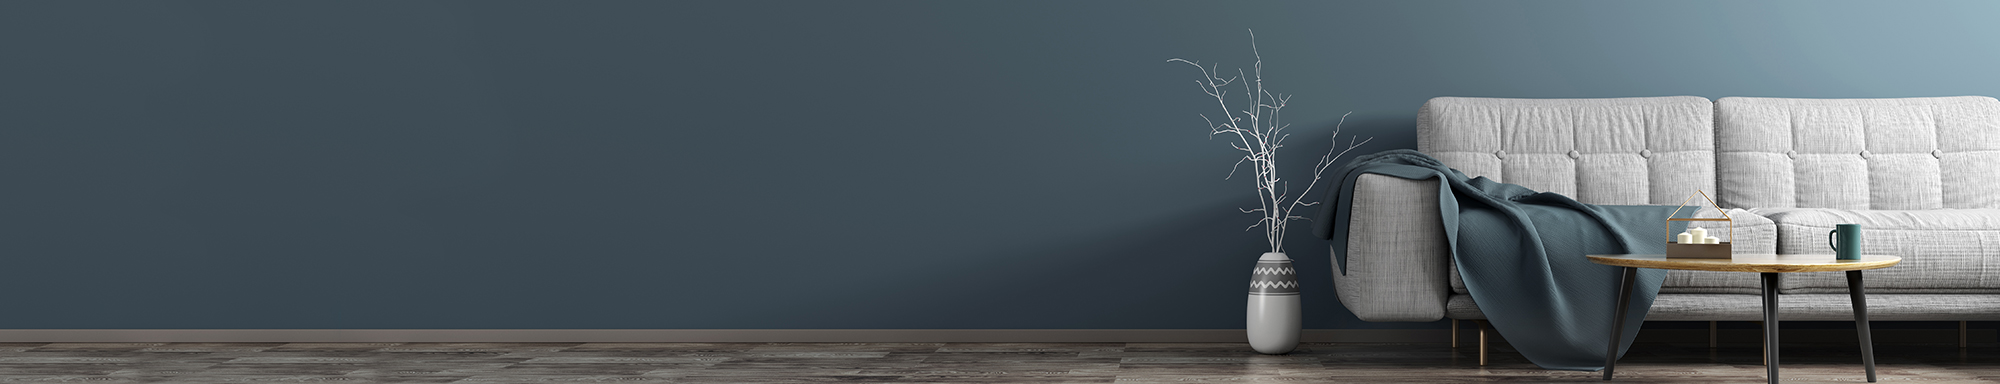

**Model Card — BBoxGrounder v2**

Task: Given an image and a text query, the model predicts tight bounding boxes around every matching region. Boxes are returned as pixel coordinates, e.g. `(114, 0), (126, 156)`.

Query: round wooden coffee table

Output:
(1587, 254), (1900, 384)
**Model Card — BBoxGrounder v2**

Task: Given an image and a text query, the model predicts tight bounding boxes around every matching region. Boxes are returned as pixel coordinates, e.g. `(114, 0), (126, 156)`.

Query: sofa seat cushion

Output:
(1447, 208), (1775, 295)
(1448, 293), (2000, 321)
(1757, 208), (2000, 294)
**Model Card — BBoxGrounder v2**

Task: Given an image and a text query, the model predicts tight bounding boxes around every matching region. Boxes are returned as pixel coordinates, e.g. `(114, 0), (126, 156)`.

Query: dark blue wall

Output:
(5, 0), (1999, 329)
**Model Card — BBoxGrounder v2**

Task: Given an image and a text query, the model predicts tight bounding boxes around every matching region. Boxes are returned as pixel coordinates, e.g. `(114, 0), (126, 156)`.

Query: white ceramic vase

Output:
(1247, 252), (1301, 354)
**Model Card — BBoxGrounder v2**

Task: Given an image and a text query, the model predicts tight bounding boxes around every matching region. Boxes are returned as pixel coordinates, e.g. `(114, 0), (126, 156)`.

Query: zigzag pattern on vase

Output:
(1248, 280), (1298, 289)
(1253, 267), (1295, 275)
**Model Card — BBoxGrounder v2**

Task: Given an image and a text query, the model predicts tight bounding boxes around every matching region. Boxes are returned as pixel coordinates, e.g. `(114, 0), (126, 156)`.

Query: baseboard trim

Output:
(0, 329), (1440, 343)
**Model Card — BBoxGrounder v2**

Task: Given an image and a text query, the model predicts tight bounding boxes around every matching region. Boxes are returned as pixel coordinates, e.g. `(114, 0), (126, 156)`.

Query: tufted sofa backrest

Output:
(1417, 96), (1717, 205)
(1714, 97), (2000, 210)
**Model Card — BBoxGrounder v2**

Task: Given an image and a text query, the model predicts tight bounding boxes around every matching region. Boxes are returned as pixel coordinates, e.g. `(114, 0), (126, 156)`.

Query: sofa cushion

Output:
(1715, 96), (2000, 210)
(1448, 208), (1775, 295)
(1419, 96), (1715, 206)
(1757, 208), (2000, 293)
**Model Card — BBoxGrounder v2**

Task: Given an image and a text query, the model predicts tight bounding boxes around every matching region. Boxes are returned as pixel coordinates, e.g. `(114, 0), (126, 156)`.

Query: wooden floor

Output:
(0, 341), (1993, 383)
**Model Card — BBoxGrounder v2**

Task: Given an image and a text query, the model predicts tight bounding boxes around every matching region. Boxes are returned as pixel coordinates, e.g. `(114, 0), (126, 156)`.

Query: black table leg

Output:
(1763, 272), (1780, 384)
(1603, 266), (1637, 381)
(1849, 270), (1877, 382)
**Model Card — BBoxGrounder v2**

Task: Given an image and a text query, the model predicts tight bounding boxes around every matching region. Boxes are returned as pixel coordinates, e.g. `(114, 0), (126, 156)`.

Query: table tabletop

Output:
(1585, 254), (1900, 273)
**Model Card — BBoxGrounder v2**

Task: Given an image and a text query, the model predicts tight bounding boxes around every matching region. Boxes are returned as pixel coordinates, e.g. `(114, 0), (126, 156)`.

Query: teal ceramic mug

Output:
(1829, 224), (1862, 260)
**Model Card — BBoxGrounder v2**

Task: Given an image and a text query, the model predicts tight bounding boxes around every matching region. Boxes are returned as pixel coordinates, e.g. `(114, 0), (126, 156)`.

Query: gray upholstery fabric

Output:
(1715, 96), (2000, 210)
(1418, 96), (1716, 205)
(1450, 293), (2000, 321)
(1754, 207), (2000, 294)
(1331, 173), (1451, 322)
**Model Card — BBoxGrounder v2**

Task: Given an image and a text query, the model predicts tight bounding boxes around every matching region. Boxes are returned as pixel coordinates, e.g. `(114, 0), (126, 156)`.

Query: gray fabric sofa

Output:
(1335, 96), (2000, 350)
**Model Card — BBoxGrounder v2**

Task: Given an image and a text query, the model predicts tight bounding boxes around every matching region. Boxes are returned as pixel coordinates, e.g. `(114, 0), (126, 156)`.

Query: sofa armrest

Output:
(1331, 173), (1452, 322)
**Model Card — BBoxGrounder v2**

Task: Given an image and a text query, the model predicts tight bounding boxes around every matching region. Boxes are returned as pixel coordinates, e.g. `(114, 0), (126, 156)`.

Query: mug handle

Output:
(1828, 229), (1839, 252)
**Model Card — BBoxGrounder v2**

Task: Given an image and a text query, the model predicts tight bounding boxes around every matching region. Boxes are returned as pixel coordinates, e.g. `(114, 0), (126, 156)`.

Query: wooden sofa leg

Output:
(1451, 319), (1459, 348)
(1709, 321), (1717, 349)
(1477, 320), (1489, 366)
(1963, 321), (1970, 349)
(1758, 321), (1766, 366)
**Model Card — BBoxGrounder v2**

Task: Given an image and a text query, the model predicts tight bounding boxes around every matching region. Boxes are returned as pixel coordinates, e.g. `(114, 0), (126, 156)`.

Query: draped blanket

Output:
(1313, 150), (1676, 371)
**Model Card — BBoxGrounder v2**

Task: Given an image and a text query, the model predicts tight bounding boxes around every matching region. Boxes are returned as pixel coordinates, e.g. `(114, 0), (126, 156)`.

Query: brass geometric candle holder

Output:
(1665, 190), (1732, 259)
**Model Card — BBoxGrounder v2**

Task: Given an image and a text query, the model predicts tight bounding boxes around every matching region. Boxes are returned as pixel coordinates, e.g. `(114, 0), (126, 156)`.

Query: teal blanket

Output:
(1314, 150), (1673, 371)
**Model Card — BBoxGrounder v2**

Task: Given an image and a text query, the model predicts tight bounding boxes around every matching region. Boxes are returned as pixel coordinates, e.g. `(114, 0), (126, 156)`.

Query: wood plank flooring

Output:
(0, 341), (1993, 383)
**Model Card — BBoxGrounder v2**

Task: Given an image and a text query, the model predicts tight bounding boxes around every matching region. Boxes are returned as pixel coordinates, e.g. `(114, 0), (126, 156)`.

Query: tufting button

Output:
(1567, 150), (1580, 159)
(1639, 149), (1653, 159)
(1934, 149), (1945, 159)
(1494, 150), (1507, 160)
(1785, 150), (1797, 159)
(1860, 150), (1872, 159)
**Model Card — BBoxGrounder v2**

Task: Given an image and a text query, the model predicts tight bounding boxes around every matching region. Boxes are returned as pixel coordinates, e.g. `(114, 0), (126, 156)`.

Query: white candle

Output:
(1689, 227), (1707, 241)
(1677, 233), (1694, 244)
(1704, 236), (1721, 244)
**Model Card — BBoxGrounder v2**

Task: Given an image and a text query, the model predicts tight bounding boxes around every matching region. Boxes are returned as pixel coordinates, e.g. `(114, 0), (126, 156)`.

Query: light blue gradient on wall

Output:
(2, 0), (1997, 329)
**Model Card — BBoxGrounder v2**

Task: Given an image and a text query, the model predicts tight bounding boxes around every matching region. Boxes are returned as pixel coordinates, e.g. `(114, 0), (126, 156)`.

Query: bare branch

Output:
(1173, 31), (1372, 254)
(1243, 217), (1272, 232)
(1224, 155), (1250, 180)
